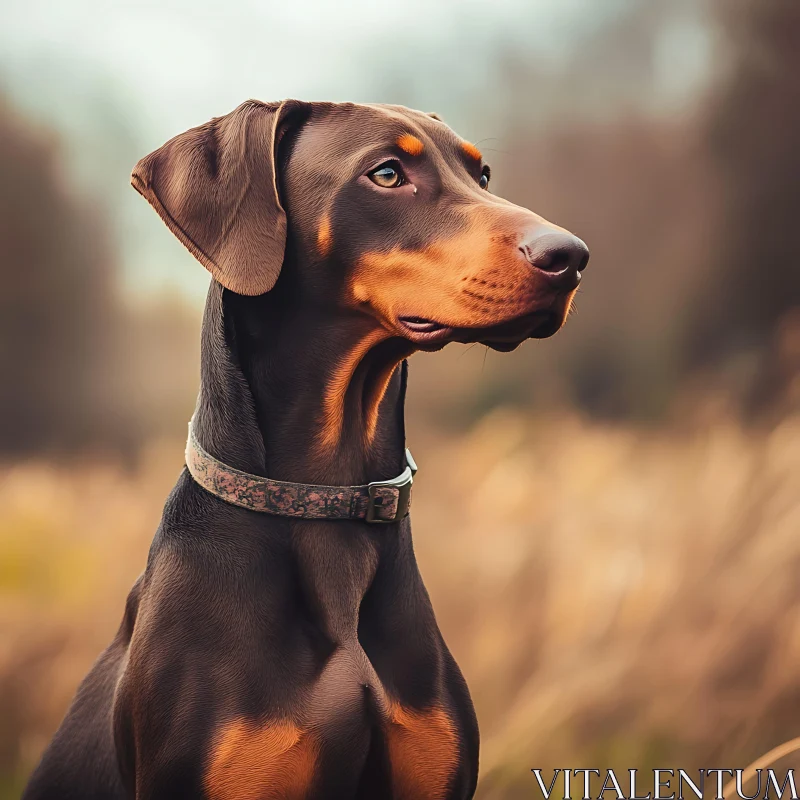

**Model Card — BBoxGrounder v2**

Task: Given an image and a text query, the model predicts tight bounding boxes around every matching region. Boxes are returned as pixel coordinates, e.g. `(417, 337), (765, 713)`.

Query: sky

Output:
(0, 0), (620, 138)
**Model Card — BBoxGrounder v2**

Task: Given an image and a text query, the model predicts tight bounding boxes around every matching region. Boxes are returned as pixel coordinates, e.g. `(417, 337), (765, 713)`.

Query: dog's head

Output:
(133, 100), (588, 353)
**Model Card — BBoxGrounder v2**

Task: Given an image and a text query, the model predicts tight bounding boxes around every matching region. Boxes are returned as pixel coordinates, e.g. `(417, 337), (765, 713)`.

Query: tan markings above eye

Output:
(461, 141), (482, 162)
(397, 134), (424, 156)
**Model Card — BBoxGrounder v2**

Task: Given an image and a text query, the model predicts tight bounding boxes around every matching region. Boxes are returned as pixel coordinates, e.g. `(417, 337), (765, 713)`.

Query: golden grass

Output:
(2, 412), (800, 798)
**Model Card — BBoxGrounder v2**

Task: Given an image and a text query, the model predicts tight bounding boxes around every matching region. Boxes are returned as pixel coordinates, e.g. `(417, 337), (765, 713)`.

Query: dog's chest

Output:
(203, 700), (460, 800)
(291, 522), (379, 641)
(201, 530), (462, 799)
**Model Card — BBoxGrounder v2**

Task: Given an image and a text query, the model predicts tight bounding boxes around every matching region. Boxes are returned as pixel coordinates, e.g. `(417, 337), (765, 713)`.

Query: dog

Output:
(22, 99), (588, 800)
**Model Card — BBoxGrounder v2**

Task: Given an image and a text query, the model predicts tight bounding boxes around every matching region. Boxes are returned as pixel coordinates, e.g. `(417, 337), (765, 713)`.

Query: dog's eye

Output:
(479, 169), (490, 190)
(369, 163), (405, 189)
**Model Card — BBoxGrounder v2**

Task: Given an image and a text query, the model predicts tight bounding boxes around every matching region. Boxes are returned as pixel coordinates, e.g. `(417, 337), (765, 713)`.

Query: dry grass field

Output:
(2, 408), (800, 798)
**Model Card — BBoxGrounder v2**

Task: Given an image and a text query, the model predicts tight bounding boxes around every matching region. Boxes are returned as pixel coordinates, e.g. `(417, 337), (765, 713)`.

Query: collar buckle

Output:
(365, 448), (418, 524)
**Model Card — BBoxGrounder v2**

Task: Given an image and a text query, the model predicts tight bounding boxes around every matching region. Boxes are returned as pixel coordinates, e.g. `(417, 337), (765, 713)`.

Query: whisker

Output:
(459, 343), (479, 360)
(472, 138), (511, 157)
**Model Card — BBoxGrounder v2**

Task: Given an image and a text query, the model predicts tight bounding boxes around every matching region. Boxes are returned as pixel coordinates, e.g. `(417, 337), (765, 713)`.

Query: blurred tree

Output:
(0, 96), (123, 455)
(685, 0), (800, 405)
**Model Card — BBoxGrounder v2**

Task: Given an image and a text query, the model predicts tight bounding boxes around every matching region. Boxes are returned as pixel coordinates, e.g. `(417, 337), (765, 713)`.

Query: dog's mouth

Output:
(397, 311), (562, 351)
(398, 317), (448, 335)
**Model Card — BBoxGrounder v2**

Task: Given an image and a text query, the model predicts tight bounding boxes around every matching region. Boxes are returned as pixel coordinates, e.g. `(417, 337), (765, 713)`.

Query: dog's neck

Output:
(191, 281), (412, 487)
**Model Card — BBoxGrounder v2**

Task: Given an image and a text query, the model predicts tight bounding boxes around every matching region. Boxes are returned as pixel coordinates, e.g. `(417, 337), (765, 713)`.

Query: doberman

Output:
(23, 100), (588, 800)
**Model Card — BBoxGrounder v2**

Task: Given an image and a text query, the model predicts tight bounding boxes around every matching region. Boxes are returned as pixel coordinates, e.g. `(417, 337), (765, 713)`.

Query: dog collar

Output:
(185, 423), (417, 524)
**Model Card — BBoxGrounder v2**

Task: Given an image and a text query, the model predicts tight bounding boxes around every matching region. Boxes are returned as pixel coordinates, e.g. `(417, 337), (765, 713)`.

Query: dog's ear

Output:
(131, 99), (310, 296)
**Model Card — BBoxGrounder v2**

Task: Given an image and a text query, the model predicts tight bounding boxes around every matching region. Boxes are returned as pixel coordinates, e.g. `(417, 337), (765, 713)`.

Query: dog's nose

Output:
(521, 232), (590, 288)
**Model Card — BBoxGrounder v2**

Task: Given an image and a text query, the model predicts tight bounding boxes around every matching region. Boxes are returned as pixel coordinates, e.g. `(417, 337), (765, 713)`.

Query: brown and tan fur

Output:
(23, 100), (588, 800)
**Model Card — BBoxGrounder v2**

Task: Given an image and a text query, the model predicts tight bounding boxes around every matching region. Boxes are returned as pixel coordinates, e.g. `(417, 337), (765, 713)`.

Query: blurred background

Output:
(1, 0), (799, 796)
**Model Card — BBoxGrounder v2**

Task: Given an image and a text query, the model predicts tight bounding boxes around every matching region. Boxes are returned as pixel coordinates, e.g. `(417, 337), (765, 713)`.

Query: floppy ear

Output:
(131, 99), (310, 296)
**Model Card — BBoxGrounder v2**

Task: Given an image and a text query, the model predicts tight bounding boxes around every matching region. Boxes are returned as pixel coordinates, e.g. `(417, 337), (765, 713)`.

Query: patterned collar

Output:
(184, 422), (417, 524)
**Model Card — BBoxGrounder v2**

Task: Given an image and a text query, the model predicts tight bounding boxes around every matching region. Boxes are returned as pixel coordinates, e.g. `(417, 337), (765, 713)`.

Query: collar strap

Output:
(185, 423), (417, 524)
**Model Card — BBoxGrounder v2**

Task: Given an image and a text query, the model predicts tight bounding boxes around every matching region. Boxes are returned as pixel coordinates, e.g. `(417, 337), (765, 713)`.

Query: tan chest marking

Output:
(386, 702), (460, 799)
(205, 718), (317, 800)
